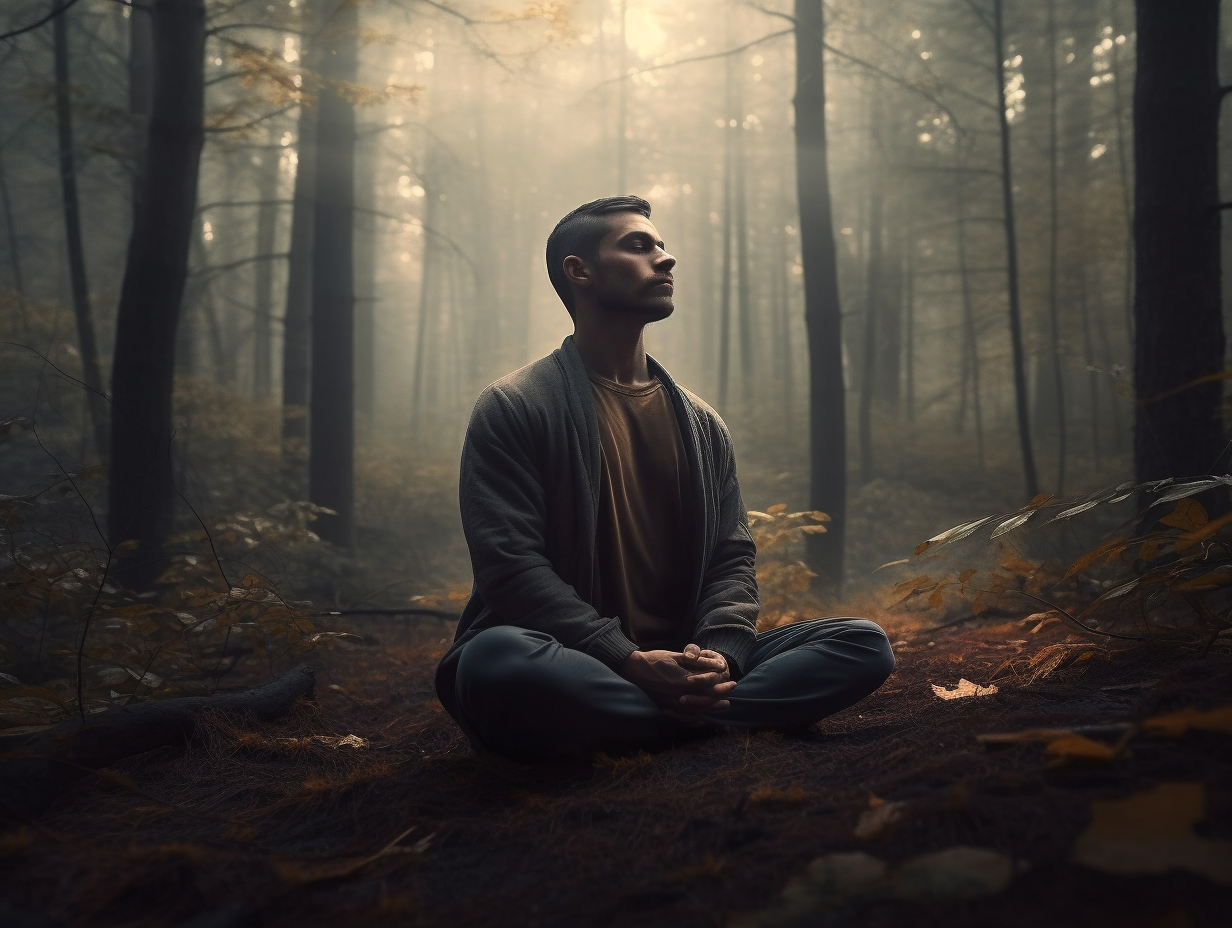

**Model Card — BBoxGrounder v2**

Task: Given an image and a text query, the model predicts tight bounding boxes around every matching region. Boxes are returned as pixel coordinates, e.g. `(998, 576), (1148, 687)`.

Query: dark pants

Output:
(446, 618), (895, 759)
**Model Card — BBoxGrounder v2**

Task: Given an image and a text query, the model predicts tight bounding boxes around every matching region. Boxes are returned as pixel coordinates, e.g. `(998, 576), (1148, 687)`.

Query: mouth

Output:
(649, 278), (674, 291)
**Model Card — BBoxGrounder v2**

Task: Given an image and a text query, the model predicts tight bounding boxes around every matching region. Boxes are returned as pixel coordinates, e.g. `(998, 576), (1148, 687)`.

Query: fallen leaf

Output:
(931, 679), (999, 700)
(1143, 705), (1232, 738)
(275, 825), (421, 884)
(854, 801), (905, 839)
(1073, 782), (1232, 884)
(1044, 734), (1119, 762)
(890, 846), (1016, 901)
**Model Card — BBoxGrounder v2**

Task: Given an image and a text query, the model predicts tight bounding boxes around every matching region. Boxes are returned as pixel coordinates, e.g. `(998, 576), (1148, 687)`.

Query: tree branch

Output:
(0, 0), (85, 42)
(590, 28), (794, 88)
(205, 104), (297, 134)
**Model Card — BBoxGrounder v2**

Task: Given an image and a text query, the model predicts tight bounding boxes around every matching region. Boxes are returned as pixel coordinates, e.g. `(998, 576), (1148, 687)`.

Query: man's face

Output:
(587, 213), (677, 321)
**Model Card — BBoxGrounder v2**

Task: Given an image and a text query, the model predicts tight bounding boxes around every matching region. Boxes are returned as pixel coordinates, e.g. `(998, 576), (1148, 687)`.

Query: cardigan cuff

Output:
(584, 622), (639, 670)
(695, 627), (756, 680)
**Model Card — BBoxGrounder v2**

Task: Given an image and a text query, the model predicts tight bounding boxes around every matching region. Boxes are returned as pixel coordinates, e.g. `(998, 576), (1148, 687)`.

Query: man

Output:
(435, 196), (894, 759)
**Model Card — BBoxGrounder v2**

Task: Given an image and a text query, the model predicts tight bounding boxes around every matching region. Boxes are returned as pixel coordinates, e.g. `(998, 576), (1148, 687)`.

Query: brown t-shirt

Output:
(589, 371), (695, 651)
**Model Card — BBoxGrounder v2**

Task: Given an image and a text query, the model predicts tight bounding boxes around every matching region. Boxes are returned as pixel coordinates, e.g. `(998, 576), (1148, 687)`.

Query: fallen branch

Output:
(0, 664), (315, 821)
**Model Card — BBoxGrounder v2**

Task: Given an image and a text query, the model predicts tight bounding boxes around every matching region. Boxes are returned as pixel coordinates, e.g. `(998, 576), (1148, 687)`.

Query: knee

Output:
(851, 620), (896, 687)
(455, 625), (551, 706)
(821, 618), (895, 688)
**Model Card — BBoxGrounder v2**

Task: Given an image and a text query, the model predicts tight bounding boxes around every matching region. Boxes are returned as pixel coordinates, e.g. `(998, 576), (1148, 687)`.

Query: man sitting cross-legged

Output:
(434, 196), (894, 759)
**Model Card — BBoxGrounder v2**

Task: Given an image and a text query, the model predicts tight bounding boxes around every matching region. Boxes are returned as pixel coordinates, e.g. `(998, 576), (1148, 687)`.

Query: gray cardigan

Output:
(434, 335), (758, 715)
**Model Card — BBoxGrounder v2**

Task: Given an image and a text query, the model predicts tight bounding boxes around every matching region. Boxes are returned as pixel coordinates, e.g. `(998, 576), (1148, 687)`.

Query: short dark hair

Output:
(545, 196), (652, 317)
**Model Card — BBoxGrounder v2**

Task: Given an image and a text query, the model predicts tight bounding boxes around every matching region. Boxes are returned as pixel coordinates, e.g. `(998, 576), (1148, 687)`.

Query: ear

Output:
(563, 255), (593, 290)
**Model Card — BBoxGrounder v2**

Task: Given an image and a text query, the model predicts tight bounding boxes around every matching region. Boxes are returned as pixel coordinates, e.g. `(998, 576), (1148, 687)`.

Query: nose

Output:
(656, 247), (676, 273)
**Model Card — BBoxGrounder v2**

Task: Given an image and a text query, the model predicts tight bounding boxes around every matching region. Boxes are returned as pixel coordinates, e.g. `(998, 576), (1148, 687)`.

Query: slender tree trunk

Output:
(718, 45), (735, 414)
(252, 149), (280, 399)
(904, 222), (915, 424)
(308, 0), (358, 547)
(616, 0), (627, 193)
(858, 185), (882, 484)
(733, 72), (753, 404)
(794, 0), (846, 591)
(281, 99), (316, 486)
(354, 132), (377, 426)
(54, 10), (108, 458)
(992, 0), (1040, 499)
(955, 172), (986, 469)
(1109, 0), (1134, 347)
(410, 156), (440, 439)
(0, 152), (28, 338)
(1046, 0), (1066, 494)
(107, 0), (205, 587)
(1132, 0), (1223, 481)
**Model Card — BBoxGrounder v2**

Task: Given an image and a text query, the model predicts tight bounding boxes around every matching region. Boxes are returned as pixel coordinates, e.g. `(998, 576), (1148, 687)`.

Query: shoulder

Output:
(675, 384), (733, 446)
(472, 353), (566, 421)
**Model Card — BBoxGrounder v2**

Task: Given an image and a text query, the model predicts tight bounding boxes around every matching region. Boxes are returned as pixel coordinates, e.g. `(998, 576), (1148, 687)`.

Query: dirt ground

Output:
(1, 613), (1229, 928)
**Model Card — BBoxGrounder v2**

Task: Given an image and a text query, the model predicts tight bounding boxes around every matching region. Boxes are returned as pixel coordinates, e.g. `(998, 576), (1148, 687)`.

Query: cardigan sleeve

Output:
(459, 384), (638, 669)
(690, 410), (759, 678)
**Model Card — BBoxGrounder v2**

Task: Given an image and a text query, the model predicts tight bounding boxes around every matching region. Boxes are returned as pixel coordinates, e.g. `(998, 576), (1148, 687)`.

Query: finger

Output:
(678, 693), (731, 710)
(683, 643), (701, 659)
(685, 671), (724, 687)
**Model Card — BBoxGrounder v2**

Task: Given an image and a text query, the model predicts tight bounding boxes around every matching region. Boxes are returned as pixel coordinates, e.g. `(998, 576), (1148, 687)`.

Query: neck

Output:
(572, 307), (652, 385)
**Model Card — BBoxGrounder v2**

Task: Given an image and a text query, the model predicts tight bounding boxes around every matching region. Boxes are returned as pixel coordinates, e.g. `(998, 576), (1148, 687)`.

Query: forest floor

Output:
(1, 609), (1229, 928)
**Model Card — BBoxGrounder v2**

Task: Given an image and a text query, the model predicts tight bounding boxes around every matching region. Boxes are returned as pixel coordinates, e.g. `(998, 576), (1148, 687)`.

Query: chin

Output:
(640, 298), (675, 322)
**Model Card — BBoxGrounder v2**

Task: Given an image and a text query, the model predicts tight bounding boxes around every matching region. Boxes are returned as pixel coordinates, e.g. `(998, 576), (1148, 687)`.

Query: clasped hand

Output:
(618, 644), (736, 723)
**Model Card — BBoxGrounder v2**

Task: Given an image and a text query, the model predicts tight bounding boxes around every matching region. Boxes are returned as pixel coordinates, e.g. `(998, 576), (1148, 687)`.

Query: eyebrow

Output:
(620, 230), (665, 249)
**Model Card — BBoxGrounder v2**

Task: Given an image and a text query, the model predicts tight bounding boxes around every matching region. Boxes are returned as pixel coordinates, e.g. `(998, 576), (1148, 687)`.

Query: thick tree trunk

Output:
(0, 664), (314, 822)
(308, 0), (358, 547)
(794, 0), (846, 592)
(107, 0), (205, 588)
(54, 11), (108, 459)
(1132, 0), (1223, 480)
(955, 171), (986, 469)
(992, 0), (1039, 500)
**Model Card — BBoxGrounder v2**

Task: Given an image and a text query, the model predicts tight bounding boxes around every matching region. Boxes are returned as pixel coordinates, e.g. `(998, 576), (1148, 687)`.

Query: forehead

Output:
(599, 212), (661, 246)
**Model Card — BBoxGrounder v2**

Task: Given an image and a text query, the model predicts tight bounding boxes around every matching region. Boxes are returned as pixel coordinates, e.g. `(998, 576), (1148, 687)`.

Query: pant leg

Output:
(452, 625), (681, 759)
(707, 617), (894, 729)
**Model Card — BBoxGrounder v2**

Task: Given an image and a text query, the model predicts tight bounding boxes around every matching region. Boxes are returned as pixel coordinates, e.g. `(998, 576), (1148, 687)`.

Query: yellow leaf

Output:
(242, 574), (262, 589)
(767, 503), (787, 515)
(1045, 734), (1118, 761)
(1065, 537), (1128, 580)
(959, 568), (977, 583)
(1159, 499), (1208, 534)
(1028, 493), (1054, 510)
(1072, 782), (1232, 883)
(1143, 705), (1232, 738)
(931, 679), (999, 700)
(854, 801), (905, 839)
(799, 524), (828, 534)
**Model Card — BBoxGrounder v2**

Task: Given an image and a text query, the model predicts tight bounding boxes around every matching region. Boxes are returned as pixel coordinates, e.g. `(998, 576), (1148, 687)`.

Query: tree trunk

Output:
(1132, 0), (1223, 481)
(1046, 0), (1066, 495)
(717, 36), (735, 414)
(129, 0), (153, 208)
(252, 149), (280, 399)
(54, 10), (108, 459)
(954, 169), (986, 469)
(1109, 0), (1134, 347)
(308, 0), (358, 547)
(281, 100), (316, 489)
(0, 151), (28, 338)
(794, 0), (846, 592)
(354, 132), (377, 427)
(858, 185), (882, 484)
(733, 70), (753, 405)
(992, 0), (1040, 499)
(107, 0), (205, 588)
